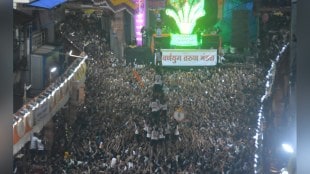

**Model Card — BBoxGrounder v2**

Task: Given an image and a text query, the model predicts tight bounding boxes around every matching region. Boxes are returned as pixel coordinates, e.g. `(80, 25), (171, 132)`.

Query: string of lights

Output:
(253, 43), (289, 174)
(13, 49), (88, 125)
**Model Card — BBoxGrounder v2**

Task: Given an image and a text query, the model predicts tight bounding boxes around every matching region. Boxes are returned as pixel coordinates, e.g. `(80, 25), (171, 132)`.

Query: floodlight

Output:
(50, 67), (57, 73)
(282, 143), (294, 153)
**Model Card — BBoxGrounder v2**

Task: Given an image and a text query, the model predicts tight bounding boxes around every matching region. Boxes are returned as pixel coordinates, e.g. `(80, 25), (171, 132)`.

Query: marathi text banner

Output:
(161, 49), (217, 66)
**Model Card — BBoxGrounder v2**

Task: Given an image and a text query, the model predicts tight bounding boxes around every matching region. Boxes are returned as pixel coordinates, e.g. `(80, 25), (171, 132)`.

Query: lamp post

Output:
(23, 83), (31, 104)
(282, 143), (294, 154)
(49, 67), (57, 84)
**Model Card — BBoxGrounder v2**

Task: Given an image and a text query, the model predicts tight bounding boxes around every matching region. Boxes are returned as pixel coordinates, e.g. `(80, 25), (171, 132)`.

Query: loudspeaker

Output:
(201, 35), (220, 49)
(154, 36), (171, 49)
(231, 10), (249, 49)
(124, 46), (152, 64)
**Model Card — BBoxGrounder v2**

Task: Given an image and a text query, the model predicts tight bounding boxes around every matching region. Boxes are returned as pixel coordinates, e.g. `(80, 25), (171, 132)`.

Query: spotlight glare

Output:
(50, 67), (57, 73)
(282, 143), (294, 153)
(281, 168), (289, 174)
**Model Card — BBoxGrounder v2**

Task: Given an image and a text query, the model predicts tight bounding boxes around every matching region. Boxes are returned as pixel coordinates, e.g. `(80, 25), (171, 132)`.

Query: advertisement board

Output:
(161, 49), (217, 66)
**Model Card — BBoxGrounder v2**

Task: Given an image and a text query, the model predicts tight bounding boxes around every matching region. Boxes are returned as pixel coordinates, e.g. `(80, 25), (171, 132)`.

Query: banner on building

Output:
(148, 0), (166, 9)
(13, 117), (26, 145)
(60, 81), (68, 101)
(161, 49), (217, 66)
(13, 123), (19, 145)
(16, 118), (26, 138)
(74, 62), (87, 82)
(49, 93), (56, 112)
(34, 99), (49, 123)
(25, 111), (34, 132)
(55, 88), (61, 104)
(106, 0), (137, 15)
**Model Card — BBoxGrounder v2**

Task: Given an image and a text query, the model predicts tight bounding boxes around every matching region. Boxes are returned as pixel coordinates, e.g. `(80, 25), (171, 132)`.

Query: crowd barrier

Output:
(13, 53), (87, 155)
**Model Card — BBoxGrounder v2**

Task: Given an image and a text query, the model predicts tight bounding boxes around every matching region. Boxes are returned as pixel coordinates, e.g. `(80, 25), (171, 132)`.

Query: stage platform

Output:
(150, 33), (221, 52)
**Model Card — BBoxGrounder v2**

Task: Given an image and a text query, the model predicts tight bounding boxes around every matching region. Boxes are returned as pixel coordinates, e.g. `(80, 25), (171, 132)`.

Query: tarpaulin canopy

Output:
(29, 0), (67, 9)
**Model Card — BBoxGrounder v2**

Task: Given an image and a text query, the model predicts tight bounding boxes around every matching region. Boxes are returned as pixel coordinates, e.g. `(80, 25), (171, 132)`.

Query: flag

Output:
(133, 69), (144, 88)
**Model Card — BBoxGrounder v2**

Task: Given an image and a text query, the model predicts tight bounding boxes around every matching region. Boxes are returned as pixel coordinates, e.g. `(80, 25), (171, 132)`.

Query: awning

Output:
(29, 0), (67, 9)
(14, 9), (33, 26)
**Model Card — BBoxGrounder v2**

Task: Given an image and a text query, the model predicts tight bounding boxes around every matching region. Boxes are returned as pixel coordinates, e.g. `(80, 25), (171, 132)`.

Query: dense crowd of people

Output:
(60, 11), (110, 58)
(258, 11), (290, 67)
(49, 64), (266, 173)
(37, 10), (267, 174)
(17, 8), (291, 174)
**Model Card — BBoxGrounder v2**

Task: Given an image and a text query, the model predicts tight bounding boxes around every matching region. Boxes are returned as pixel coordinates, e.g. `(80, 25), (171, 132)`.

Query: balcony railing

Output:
(13, 41), (88, 155)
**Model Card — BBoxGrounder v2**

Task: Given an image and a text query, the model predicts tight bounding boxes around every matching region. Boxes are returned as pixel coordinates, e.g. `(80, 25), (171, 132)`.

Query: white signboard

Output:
(161, 49), (217, 66)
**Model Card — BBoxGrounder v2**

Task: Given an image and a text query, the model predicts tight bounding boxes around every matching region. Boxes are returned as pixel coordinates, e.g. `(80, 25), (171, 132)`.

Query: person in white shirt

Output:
(159, 127), (165, 143)
(127, 160), (134, 170)
(175, 125), (179, 136)
(149, 99), (160, 112)
(143, 120), (148, 132)
(155, 74), (162, 83)
(154, 48), (162, 66)
(151, 129), (156, 141)
(149, 99), (161, 124)
(174, 125), (180, 142)
(153, 129), (159, 141)
(134, 123), (140, 143)
(110, 157), (117, 168)
(29, 133), (41, 162)
(37, 139), (45, 161)
(146, 127), (152, 140)
(29, 133), (40, 150)
(165, 123), (171, 140)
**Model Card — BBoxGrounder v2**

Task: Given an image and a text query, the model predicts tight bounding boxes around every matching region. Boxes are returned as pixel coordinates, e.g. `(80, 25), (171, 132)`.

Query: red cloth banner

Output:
(133, 69), (145, 88)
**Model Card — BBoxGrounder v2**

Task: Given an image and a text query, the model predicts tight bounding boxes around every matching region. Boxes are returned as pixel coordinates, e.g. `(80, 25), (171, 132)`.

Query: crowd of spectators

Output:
(49, 65), (266, 173)
(16, 9), (294, 174)
(35, 10), (269, 174)
(258, 11), (290, 67)
(60, 10), (110, 57)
